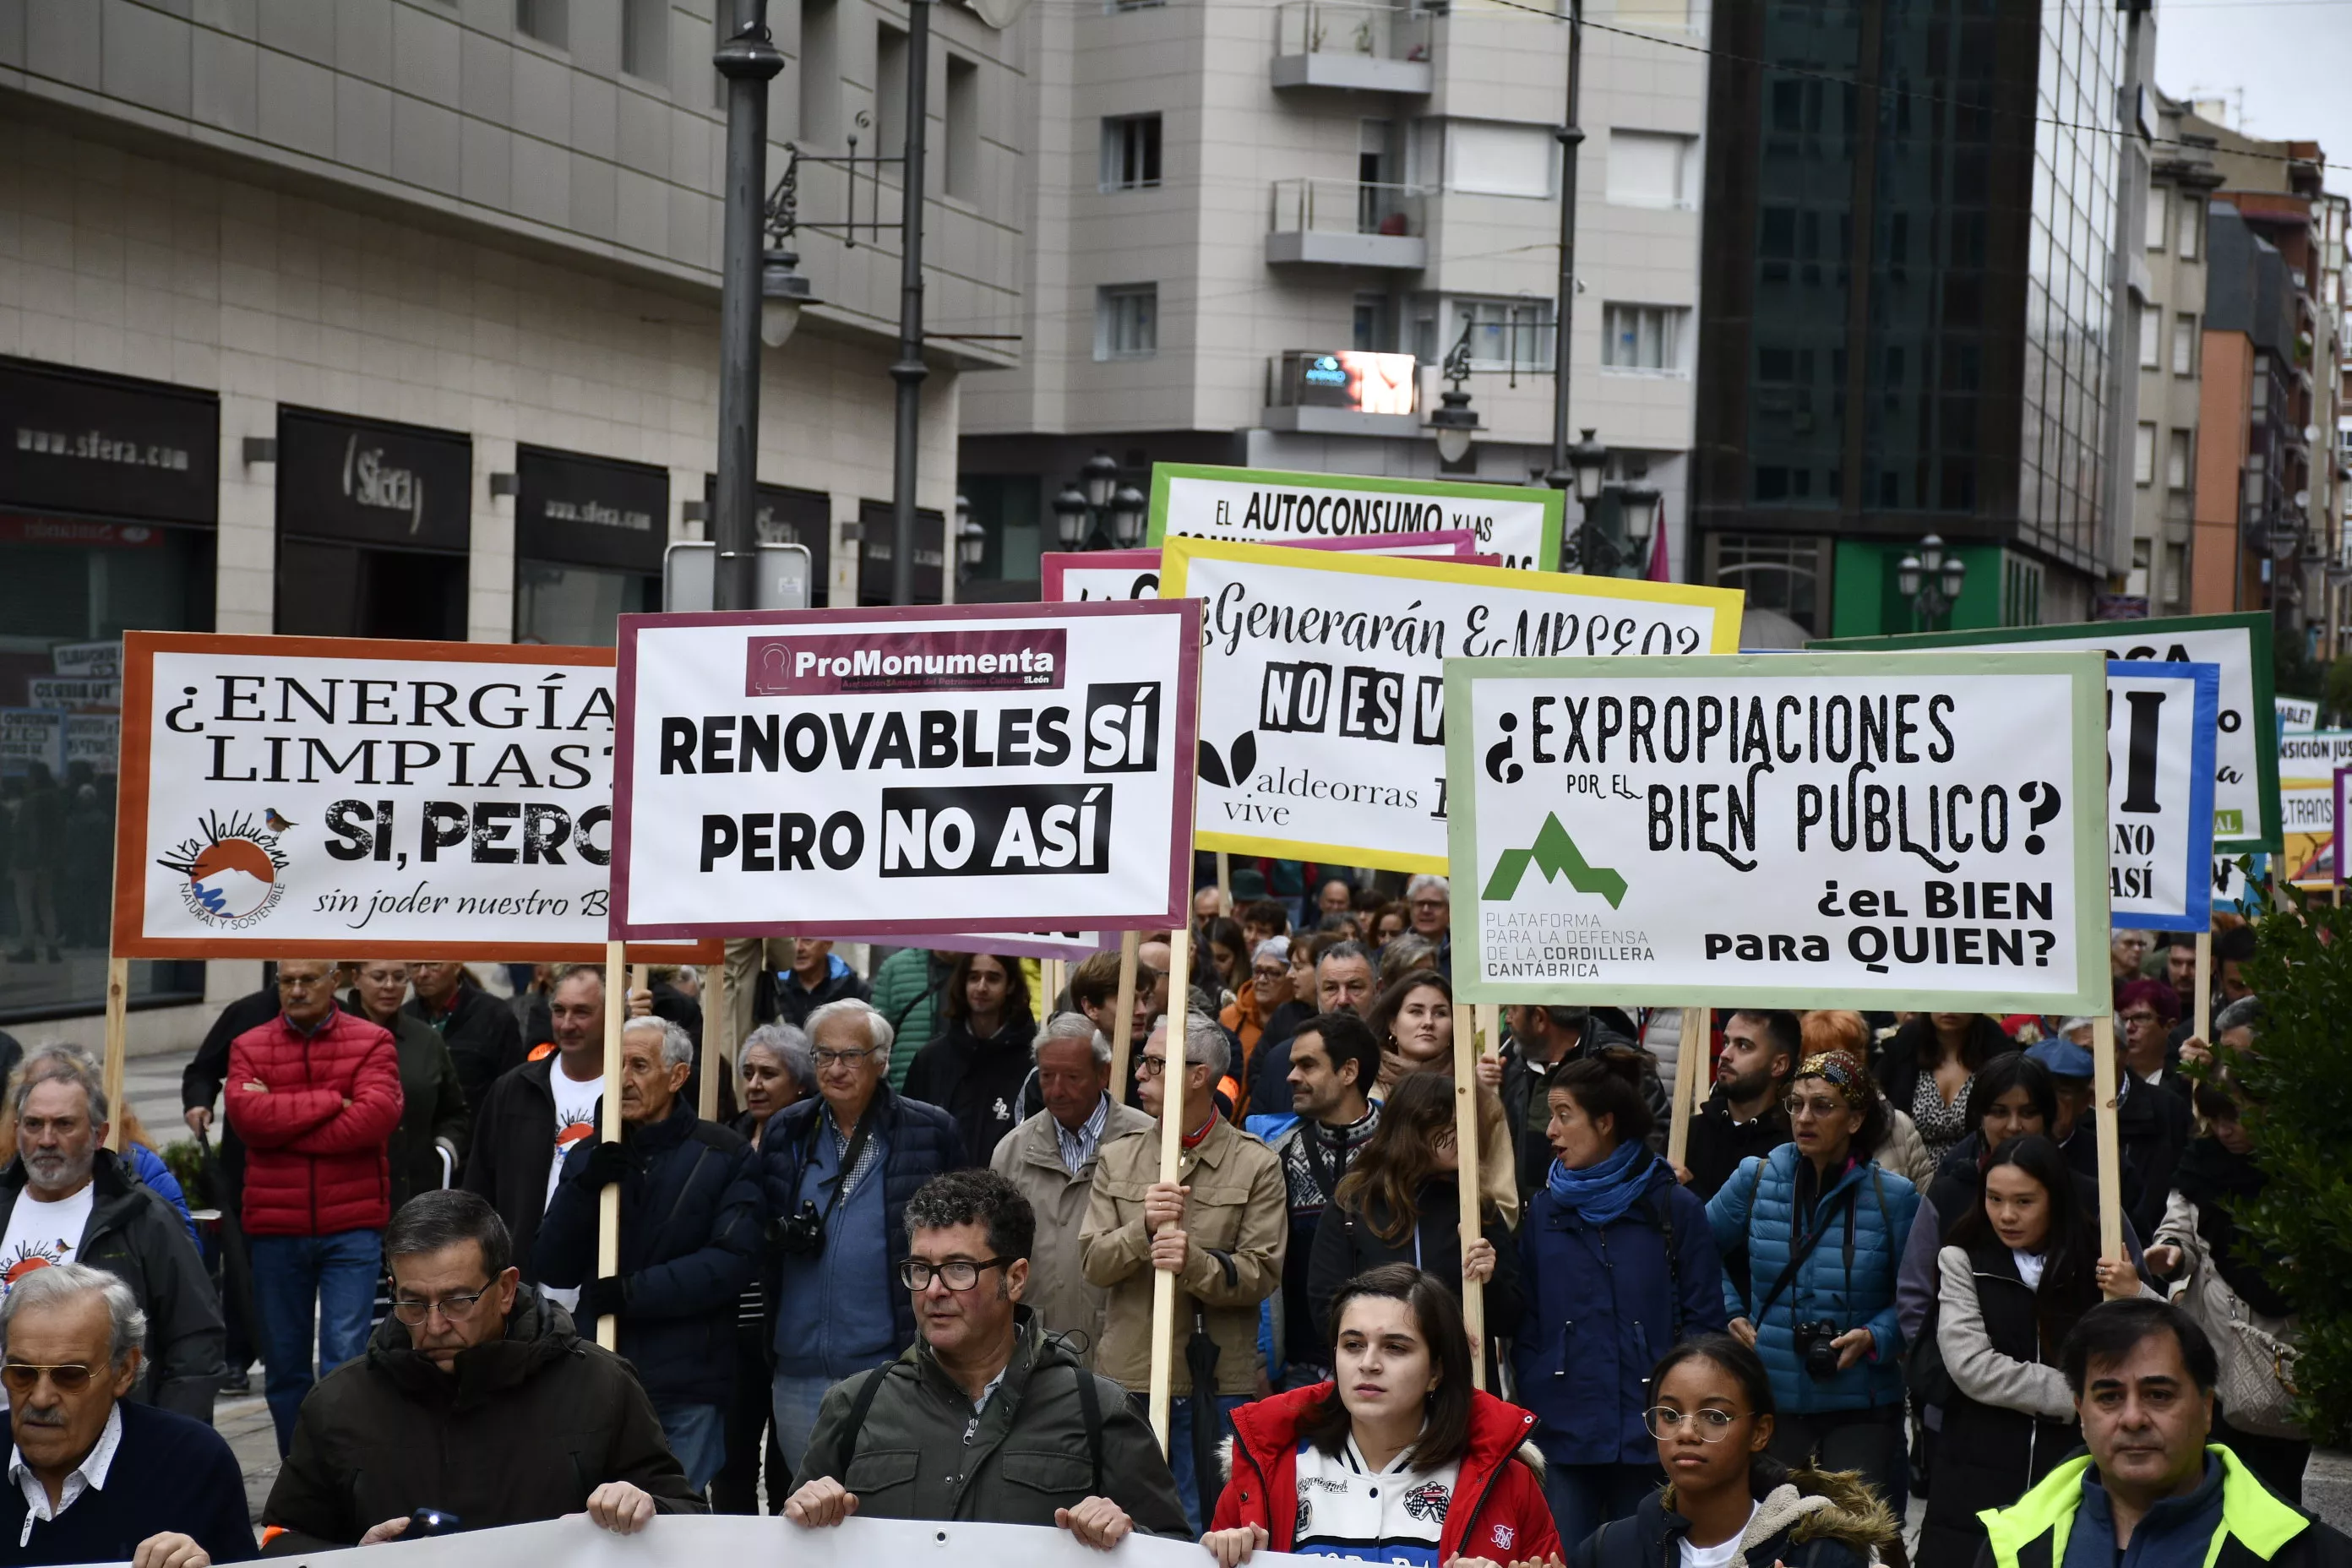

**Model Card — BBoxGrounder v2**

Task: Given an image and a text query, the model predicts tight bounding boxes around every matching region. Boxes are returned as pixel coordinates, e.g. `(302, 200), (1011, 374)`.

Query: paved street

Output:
(215, 1391), (280, 1527)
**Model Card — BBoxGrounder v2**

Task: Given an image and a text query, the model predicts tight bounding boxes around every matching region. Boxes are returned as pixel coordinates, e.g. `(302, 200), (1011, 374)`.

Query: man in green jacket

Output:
(1976, 1298), (2350, 1568)
(784, 1169), (1187, 1546)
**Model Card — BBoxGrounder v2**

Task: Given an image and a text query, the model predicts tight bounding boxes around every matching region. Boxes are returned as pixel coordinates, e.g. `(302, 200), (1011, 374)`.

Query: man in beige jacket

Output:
(990, 1013), (1152, 1363)
(1081, 1010), (1284, 1533)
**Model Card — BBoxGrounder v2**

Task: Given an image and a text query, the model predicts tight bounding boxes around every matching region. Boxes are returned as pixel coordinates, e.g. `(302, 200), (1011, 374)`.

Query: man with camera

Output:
(783, 1171), (1186, 1545)
(264, 1190), (705, 1550)
(761, 998), (963, 1478)
(535, 1017), (762, 1493)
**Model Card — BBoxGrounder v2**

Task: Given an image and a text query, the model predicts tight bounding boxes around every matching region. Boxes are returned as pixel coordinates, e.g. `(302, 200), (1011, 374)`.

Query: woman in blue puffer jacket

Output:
(1706, 1048), (1919, 1531)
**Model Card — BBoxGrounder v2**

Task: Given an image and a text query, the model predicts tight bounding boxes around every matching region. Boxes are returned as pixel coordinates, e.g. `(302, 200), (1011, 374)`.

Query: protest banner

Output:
(1043, 529), (1484, 602)
(112, 632), (703, 961)
(2279, 781), (2334, 885)
(1815, 612), (2278, 852)
(2339, 768), (2351, 888)
(1148, 462), (1566, 572)
(1445, 651), (2110, 1015)
(2278, 694), (2319, 734)
(2279, 727), (2352, 777)
(2103, 662), (2219, 934)
(612, 601), (1200, 938)
(916, 930), (1102, 960)
(1160, 538), (1743, 872)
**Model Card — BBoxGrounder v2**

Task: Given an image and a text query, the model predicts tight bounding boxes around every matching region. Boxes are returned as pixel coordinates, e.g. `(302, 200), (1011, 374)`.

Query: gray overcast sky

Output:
(2155, 0), (2352, 188)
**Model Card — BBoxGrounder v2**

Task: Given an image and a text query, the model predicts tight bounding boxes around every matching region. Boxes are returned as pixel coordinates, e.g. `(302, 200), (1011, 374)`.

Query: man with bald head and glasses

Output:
(0, 1264), (251, 1567)
(785, 1169), (1184, 1546)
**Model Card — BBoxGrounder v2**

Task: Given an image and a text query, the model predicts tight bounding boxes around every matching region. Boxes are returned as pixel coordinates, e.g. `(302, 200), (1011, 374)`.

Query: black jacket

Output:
(355, 1003), (470, 1211)
(761, 1085), (965, 1353)
(261, 1286), (707, 1550)
(535, 1098), (762, 1410)
(1573, 1464), (1898, 1568)
(0, 1400), (253, 1565)
(462, 1054), (594, 1282)
(0, 1152), (223, 1421)
(1685, 1097), (1794, 1202)
(1305, 1179), (1523, 1372)
(800, 1306), (1189, 1534)
(2115, 1072), (2191, 1242)
(406, 979), (524, 1152)
(760, 964), (870, 1030)
(1920, 1238), (2085, 1568)
(902, 1012), (1037, 1170)
(183, 987), (281, 1179)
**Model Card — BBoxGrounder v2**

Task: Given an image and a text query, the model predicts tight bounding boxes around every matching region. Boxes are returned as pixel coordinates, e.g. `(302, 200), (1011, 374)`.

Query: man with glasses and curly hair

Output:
(784, 1169), (1184, 1545)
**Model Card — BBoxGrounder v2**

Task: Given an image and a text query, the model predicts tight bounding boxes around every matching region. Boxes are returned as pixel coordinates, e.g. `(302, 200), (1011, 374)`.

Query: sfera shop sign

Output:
(343, 433), (426, 531)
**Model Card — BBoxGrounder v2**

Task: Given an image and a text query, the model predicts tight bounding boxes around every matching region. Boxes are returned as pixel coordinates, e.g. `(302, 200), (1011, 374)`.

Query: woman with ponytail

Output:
(1570, 1334), (1898, 1568)
(1516, 1054), (1729, 1551)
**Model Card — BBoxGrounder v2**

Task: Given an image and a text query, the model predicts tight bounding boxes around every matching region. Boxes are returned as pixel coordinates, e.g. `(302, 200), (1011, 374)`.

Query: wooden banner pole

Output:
(1216, 852), (1231, 913)
(2090, 1012), (2126, 1264)
(1666, 1006), (1704, 1170)
(1109, 930), (1142, 1107)
(1043, 956), (1066, 1017)
(101, 957), (128, 1155)
(2192, 930), (2213, 1046)
(597, 940), (625, 1352)
(1457, 1004), (1492, 1391)
(699, 950), (726, 1121)
(1146, 921), (1193, 1451)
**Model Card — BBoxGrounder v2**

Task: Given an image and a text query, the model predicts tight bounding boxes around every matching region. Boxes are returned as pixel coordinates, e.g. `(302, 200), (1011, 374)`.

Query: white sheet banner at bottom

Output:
(199, 1511), (1281, 1568)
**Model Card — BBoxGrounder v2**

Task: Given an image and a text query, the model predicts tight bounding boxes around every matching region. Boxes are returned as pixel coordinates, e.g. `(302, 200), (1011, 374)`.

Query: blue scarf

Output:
(1546, 1140), (1652, 1226)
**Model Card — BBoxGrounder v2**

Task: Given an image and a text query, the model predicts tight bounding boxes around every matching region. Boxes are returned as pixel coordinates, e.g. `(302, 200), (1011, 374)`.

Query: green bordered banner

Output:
(1146, 463), (1565, 574)
(1446, 651), (2111, 1013)
(1813, 612), (2278, 853)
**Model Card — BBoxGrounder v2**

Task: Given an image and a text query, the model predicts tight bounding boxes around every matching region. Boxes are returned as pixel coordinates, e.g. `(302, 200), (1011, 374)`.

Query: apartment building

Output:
(2125, 90), (2219, 618)
(0, 0), (1026, 1031)
(956, 0), (1715, 593)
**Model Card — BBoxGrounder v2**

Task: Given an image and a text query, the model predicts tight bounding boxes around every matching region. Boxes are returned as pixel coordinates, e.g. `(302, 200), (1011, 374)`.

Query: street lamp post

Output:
(1546, 0), (1586, 487)
(1895, 533), (1968, 631)
(888, 0), (934, 607)
(1052, 452), (1147, 551)
(712, 3), (785, 613)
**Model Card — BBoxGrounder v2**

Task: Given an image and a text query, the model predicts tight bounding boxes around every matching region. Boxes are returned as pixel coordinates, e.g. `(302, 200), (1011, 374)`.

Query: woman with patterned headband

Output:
(1704, 1049), (1921, 1554)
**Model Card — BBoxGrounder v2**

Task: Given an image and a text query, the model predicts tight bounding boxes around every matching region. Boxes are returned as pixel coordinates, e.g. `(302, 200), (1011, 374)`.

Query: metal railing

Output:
(1273, 1), (1433, 63)
(1268, 177), (1428, 237)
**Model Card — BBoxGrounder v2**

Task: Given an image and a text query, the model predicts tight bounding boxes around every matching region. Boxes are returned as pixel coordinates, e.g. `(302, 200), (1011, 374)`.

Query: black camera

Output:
(1793, 1320), (1845, 1381)
(775, 1200), (827, 1258)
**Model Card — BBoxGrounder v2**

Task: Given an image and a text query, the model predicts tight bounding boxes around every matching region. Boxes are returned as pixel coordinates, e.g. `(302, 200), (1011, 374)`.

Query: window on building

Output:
(2164, 542), (2187, 605)
(2178, 199), (2201, 260)
(1606, 129), (1698, 209)
(877, 23), (909, 161)
(2138, 308), (2159, 369)
(1710, 533), (1825, 634)
(2147, 188), (2168, 251)
(2171, 313), (2197, 376)
(797, 0), (840, 141)
(1353, 293), (1396, 352)
(517, 0), (566, 46)
(1095, 284), (1157, 360)
(944, 56), (979, 199)
(1100, 115), (1162, 191)
(1453, 297), (1555, 371)
(621, 0), (665, 79)
(2252, 354), (2270, 413)
(2136, 422), (2157, 486)
(2168, 428), (2192, 491)
(1446, 121), (1555, 198)
(1602, 303), (1685, 372)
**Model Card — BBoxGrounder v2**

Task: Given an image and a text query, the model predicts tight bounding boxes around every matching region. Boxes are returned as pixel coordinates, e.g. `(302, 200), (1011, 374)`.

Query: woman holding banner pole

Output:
(1518, 1054), (1728, 1550)
(1705, 1050), (1918, 1554)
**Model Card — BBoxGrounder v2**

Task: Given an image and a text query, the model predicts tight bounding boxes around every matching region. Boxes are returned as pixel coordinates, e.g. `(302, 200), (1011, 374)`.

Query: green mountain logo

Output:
(1484, 814), (1628, 908)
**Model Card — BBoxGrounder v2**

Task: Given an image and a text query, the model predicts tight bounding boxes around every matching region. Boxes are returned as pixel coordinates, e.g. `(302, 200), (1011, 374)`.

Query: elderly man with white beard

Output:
(0, 1048), (222, 1422)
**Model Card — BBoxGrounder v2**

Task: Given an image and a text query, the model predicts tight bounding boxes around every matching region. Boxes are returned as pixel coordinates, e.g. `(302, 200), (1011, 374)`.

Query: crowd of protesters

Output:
(0, 880), (2329, 1568)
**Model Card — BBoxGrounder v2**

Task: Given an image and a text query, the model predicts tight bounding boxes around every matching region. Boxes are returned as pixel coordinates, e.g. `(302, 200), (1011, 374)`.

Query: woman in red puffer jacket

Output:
(1205, 1264), (1561, 1568)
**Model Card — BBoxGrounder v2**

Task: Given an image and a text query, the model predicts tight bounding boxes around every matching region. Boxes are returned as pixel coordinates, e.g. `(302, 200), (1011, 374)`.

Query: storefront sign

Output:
(1283, 351), (1418, 414)
(1149, 463), (1565, 573)
(1160, 538), (1742, 872)
(112, 632), (705, 960)
(1446, 651), (2110, 1013)
(517, 448), (667, 574)
(1042, 530), (1485, 602)
(1816, 612), (2278, 853)
(0, 357), (218, 525)
(277, 406), (471, 553)
(612, 602), (1200, 938)
(2104, 662), (2218, 933)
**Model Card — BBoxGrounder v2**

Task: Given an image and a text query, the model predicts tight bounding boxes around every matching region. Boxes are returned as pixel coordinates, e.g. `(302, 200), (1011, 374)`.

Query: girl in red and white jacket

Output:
(1204, 1263), (1562, 1568)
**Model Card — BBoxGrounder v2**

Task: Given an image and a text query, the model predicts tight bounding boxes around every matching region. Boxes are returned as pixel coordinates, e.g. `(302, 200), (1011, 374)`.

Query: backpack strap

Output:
(832, 1363), (896, 1476)
(1647, 1184), (1685, 1344)
(1070, 1363), (1107, 1496)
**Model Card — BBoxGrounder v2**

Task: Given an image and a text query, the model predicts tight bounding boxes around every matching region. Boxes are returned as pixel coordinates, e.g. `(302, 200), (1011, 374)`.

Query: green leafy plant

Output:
(156, 1138), (210, 1209)
(2221, 875), (2352, 1446)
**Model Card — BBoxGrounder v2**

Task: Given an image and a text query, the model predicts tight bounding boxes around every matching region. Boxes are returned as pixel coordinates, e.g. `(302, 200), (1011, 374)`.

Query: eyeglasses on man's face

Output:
(1135, 1054), (1171, 1080)
(898, 1257), (1012, 1291)
(390, 1288), (492, 1326)
(812, 1048), (875, 1070)
(1, 1363), (94, 1396)
(1644, 1406), (1738, 1440)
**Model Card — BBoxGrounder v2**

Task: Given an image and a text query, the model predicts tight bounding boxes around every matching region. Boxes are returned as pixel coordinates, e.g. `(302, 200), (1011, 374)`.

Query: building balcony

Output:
(1271, 2), (1434, 94)
(1266, 179), (1429, 269)
(1261, 350), (1423, 435)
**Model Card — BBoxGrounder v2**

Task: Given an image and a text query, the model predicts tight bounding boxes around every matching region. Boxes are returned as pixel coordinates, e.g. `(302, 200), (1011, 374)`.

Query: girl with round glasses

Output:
(1570, 1335), (1896, 1568)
